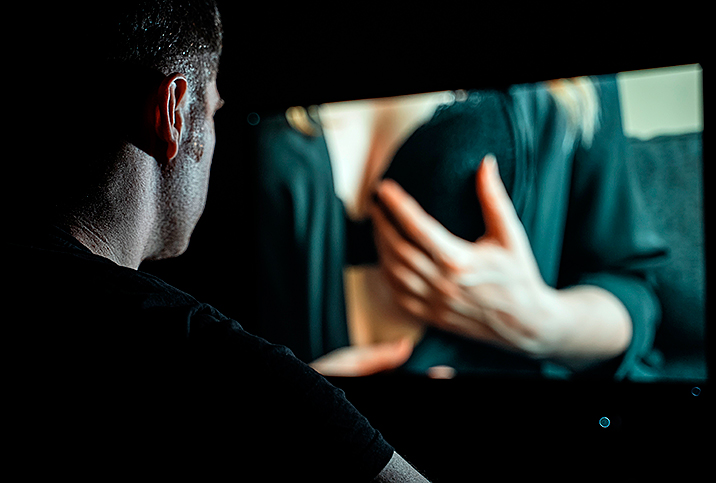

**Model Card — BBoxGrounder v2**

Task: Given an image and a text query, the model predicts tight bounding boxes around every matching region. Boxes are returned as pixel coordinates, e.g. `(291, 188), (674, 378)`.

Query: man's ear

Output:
(155, 73), (189, 163)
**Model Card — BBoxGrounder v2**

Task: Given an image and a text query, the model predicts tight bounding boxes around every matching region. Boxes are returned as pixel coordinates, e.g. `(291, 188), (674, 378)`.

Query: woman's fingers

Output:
(309, 338), (414, 377)
(475, 154), (530, 252)
(374, 178), (465, 272)
(371, 201), (446, 294)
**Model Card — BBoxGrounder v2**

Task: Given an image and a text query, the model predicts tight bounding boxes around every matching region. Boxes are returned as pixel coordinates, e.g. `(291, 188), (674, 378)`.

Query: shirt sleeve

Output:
(184, 304), (395, 481)
(556, 75), (669, 379)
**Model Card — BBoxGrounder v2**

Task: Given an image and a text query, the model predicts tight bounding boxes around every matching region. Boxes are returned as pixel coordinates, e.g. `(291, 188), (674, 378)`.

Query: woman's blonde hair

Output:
(546, 77), (601, 148)
(285, 105), (322, 137)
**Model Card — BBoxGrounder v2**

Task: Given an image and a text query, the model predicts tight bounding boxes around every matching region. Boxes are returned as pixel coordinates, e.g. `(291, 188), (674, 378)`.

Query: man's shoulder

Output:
(5, 227), (235, 337)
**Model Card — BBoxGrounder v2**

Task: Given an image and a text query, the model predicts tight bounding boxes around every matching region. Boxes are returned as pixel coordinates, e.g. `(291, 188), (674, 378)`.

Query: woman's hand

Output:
(369, 155), (573, 358)
(309, 338), (414, 377)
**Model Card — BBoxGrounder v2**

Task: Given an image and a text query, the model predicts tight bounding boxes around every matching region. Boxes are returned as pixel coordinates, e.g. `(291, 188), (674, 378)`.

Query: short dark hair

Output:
(102, 0), (223, 160)
(106, 0), (222, 99)
(14, 1), (223, 225)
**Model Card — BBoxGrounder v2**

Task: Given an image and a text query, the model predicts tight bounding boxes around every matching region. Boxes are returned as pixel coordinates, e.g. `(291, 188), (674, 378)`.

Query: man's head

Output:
(105, 0), (223, 147)
(18, 1), (224, 265)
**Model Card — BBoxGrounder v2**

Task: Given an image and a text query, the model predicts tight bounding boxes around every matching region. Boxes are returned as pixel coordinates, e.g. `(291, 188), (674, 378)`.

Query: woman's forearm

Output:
(547, 285), (633, 371)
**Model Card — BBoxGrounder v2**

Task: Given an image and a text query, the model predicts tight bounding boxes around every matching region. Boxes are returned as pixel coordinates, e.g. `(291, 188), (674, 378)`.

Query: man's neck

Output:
(64, 147), (162, 270)
(67, 216), (143, 270)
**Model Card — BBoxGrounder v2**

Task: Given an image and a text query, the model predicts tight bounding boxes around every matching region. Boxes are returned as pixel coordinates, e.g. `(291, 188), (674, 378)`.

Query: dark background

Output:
(139, 4), (710, 480)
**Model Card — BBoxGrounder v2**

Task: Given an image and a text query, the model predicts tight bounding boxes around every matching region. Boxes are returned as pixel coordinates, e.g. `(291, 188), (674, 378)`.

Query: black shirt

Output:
(5, 225), (393, 481)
